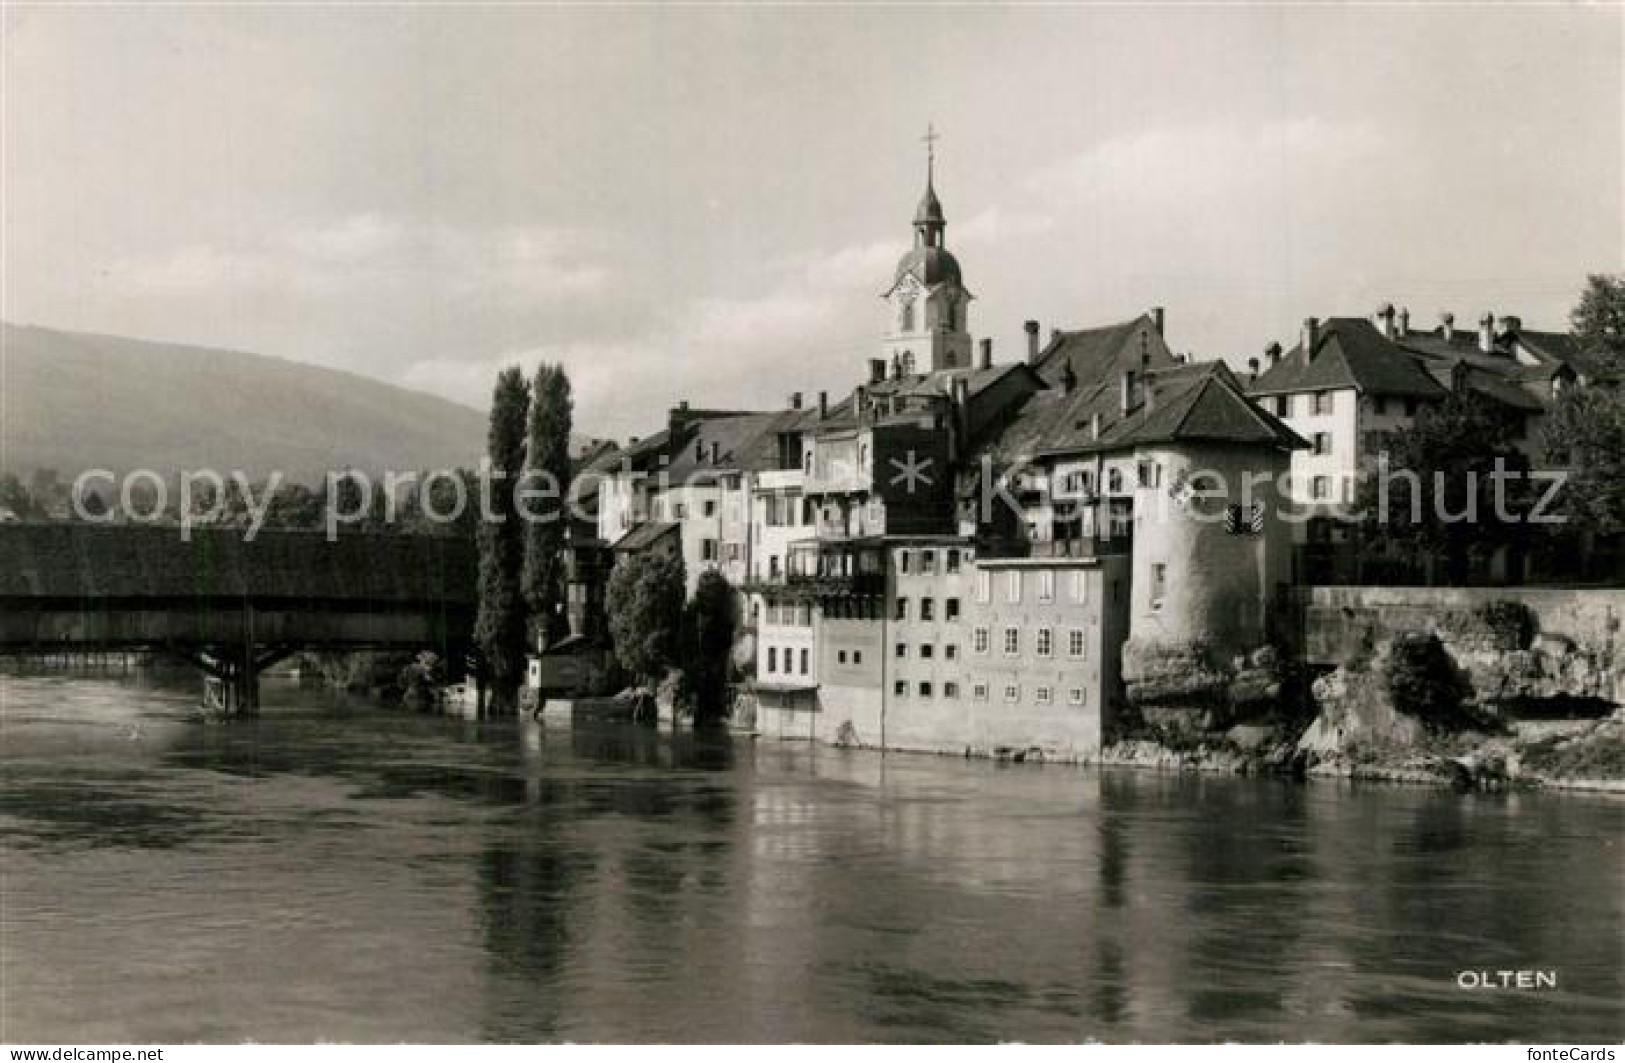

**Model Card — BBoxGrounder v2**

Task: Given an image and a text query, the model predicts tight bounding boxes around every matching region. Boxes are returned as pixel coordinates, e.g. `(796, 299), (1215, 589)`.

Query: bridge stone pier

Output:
(0, 524), (477, 715)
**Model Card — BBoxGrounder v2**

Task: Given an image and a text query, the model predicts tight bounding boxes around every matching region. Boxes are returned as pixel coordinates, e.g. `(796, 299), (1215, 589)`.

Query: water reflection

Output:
(0, 675), (1619, 1043)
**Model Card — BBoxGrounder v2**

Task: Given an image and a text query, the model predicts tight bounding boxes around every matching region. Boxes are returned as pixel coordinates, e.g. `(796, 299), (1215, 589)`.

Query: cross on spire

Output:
(922, 122), (940, 184)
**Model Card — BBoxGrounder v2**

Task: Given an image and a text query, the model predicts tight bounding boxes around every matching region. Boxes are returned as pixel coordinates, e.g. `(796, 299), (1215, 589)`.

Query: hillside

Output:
(1, 321), (492, 483)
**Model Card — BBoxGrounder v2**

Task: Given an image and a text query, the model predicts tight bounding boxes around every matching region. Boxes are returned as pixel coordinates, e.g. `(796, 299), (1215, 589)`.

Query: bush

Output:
(1385, 633), (1474, 727)
(1472, 600), (1537, 650)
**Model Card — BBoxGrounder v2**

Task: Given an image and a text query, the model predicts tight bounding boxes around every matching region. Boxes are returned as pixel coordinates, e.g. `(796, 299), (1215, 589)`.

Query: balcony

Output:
(781, 538), (886, 597)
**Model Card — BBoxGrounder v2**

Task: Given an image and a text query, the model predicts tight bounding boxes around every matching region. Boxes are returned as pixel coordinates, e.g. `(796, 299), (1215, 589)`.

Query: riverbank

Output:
(1094, 711), (1625, 794)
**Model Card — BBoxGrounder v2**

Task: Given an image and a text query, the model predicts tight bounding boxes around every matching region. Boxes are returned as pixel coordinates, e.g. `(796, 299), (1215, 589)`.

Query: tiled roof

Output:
(1030, 314), (1177, 390)
(1249, 317), (1445, 399)
(1037, 361), (1306, 456)
(970, 360), (1304, 474)
(611, 521), (678, 552)
(0, 524), (475, 603)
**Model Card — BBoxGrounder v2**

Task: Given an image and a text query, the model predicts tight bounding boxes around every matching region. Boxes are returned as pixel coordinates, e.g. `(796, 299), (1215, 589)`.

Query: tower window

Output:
(901, 300), (915, 332)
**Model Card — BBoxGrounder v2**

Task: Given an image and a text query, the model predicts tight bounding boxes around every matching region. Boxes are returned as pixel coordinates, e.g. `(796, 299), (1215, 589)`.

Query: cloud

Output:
(114, 215), (612, 302)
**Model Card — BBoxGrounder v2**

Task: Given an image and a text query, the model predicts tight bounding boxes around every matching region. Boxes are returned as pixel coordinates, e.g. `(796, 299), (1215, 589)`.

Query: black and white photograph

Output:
(1, 1), (1622, 1049)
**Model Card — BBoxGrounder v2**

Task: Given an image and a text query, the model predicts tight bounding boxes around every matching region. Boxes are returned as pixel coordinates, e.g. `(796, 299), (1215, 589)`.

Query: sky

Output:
(5, 4), (1622, 439)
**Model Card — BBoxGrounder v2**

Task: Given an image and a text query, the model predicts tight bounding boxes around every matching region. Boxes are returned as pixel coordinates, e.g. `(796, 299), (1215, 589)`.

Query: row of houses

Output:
(543, 165), (1603, 757)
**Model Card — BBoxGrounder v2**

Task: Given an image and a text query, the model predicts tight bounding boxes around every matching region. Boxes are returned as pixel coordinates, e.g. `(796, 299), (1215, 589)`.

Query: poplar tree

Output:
(522, 363), (575, 650)
(475, 366), (531, 714)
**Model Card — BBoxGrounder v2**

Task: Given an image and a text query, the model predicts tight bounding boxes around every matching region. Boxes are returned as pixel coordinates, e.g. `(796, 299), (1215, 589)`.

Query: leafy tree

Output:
(1385, 633), (1473, 729)
(1569, 272), (1625, 380)
(1359, 390), (1530, 584)
(474, 367), (532, 714)
(262, 482), (326, 530)
(684, 569), (738, 726)
(1541, 385), (1625, 537)
(606, 551), (686, 693)
(521, 363), (574, 649)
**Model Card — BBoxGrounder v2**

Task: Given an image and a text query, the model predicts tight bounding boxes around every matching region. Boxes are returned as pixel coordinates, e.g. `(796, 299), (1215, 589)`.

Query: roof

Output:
(1031, 314), (1176, 391)
(1248, 317), (1446, 399)
(0, 523), (475, 603)
(1419, 360), (1547, 412)
(1038, 361), (1307, 456)
(1513, 328), (1616, 382)
(970, 360), (1305, 472)
(892, 243), (963, 290)
(612, 521), (678, 552)
(662, 411), (786, 479)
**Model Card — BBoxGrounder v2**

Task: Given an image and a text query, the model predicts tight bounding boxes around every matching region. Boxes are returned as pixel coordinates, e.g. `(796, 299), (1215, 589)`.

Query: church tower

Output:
(881, 127), (973, 374)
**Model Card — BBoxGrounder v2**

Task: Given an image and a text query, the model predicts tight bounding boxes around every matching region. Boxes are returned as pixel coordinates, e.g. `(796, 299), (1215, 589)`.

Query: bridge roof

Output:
(0, 524), (476, 604)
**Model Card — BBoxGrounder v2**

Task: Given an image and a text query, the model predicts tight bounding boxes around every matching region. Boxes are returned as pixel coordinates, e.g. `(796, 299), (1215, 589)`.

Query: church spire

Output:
(914, 123), (946, 247)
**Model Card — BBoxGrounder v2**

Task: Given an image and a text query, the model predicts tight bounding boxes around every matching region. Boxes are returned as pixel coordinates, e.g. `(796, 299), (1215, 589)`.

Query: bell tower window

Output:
(900, 299), (915, 332)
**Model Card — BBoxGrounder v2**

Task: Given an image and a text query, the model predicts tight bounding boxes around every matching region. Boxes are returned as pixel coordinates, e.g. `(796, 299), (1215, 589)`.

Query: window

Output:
(769, 555), (781, 579)
(800, 649), (809, 675)
(973, 627), (990, 654)
(1151, 563), (1168, 609)
(921, 550), (935, 574)
(1068, 687), (1086, 706)
(899, 551), (911, 574)
(1107, 468), (1124, 493)
(853, 650), (863, 665)
(1311, 475), (1331, 500)
(1036, 628), (1053, 658)
(895, 597), (909, 621)
(767, 647), (777, 673)
(895, 642), (907, 659)
(837, 650), (847, 664)
(703, 500), (717, 517)
(975, 570), (991, 603)
(1313, 391), (1333, 416)
(1003, 684), (1020, 703)
(1070, 570), (1089, 602)
(1035, 686), (1053, 705)
(946, 549), (961, 573)
(920, 644), (934, 660)
(1068, 629), (1086, 659)
(1312, 432), (1332, 456)
(894, 680), (907, 697)
(1004, 570), (1021, 603)
(973, 682), (990, 701)
(920, 598), (935, 622)
(900, 300), (915, 332)
(945, 644), (958, 661)
(1405, 398), (1419, 417)
(943, 682), (959, 700)
(1374, 396), (1389, 416)
(1137, 460), (1157, 488)
(702, 538), (719, 562)
(726, 543), (742, 561)
(1274, 395), (1289, 417)
(918, 682), (933, 698)
(945, 598), (961, 621)
(1038, 571), (1055, 602)
(1003, 627), (1020, 656)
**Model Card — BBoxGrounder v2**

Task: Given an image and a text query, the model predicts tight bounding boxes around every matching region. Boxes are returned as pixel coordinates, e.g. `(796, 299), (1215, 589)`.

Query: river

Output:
(1, 675), (1620, 1043)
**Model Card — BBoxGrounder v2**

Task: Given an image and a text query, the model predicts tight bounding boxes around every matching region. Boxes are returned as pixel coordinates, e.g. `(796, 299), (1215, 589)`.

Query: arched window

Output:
(900, 299), (915, 332)
(944, 298), (957, 331)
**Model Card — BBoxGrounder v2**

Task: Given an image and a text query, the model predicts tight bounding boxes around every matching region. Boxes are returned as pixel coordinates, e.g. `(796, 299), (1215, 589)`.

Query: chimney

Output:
(790, 391), (803, 410)
(1120, 370), (1136, 415)
(854, 385), (868, 424)
(1376, 302), (1396, 340)
(695, 439), (705, 463)
(1479, 312), (1495, 353)
(1062, 362), (1078, 394)
(1051, 327), (1062, 346)
(978, 337), (993, 370)
(1024, 320), (1041, 362)
(1247, 356), (1260, 383)
(1301, 318), (1321, 363)
(1090, 412), (1102, 440)
(1499, 314), (1522, 336)
(1397, 307), (1410, 338)
(1441, 311), (1455, 342)
(1266, 341), (1283, 368)
(818, 391), (828, 419)
(869, 358), (887, 384)
(1151, 306), (1165, 336)
(710, 441), (720, 464)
